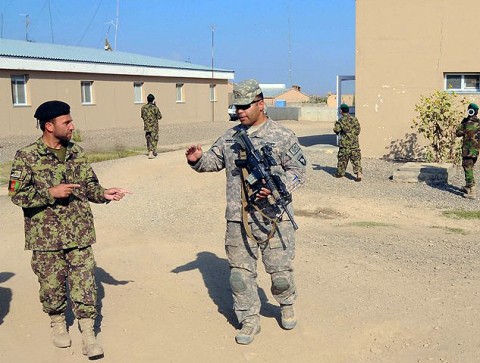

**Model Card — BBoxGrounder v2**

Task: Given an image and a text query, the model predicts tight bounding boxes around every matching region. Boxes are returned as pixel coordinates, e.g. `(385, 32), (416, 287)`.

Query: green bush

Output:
(412, 91), (467, 164)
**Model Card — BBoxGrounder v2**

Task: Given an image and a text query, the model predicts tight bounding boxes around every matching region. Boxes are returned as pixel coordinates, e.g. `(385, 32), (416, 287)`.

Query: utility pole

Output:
(288, 17), (292, 87)
(19, 14), (30, 41)
(48, 0), (54, 43)
(114, 0), (119, 50)
(211, 24), (215, 122)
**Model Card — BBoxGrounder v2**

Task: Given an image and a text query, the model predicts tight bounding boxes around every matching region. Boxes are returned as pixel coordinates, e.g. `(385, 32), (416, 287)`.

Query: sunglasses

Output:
(235, 99), (262, 111)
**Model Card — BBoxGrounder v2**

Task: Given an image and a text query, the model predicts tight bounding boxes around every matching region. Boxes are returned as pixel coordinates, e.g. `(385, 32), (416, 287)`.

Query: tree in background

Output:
(412, 91), (467, 164)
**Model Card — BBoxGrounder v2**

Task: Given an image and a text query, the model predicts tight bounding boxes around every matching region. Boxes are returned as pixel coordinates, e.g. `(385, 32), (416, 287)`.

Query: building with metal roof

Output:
(0, 38), (234, 137)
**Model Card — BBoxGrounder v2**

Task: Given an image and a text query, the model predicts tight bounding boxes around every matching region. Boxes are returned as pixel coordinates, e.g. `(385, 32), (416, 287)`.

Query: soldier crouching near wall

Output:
(456, 102), (480, 199)
(8, 100), (131, 359)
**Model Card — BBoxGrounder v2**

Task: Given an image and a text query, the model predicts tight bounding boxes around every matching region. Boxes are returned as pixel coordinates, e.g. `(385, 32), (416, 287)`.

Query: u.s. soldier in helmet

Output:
(185, 79), (307, 345)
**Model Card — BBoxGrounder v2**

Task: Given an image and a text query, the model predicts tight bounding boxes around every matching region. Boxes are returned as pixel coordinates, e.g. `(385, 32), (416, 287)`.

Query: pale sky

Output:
(0, 0), (356, 95)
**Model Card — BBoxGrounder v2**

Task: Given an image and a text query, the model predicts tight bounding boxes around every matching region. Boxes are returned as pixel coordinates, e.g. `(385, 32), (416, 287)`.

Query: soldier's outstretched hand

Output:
(104, 188), (132, 201)
(185, 144), (203, 164)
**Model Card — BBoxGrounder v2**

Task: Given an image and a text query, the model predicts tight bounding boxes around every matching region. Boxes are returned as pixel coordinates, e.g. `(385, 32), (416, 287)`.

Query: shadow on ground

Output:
(171, 251), (279, 328)
(298, 134), (337, 147)
(0, 272), (14, 325)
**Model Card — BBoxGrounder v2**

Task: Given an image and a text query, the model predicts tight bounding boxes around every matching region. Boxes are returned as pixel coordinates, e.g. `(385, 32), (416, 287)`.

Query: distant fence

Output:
(267, 106), (337, 122)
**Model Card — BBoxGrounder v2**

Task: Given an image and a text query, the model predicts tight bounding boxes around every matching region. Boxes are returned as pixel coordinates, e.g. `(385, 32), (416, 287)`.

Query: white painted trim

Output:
(0, 57), (234, 80)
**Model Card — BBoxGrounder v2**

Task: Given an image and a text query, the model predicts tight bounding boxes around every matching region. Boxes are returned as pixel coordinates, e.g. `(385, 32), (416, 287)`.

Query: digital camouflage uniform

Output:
(456, 114), (480, 187)
(141, 102), (162, 153)
(9, 138), (108, 319)
(334, 114), (362, 176)
(190, 118), (307, 326)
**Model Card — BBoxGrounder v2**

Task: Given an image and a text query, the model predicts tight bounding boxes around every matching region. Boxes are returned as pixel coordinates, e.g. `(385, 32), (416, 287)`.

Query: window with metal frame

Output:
(134, 82), (143, 103)
(210, 84), (216, 102)
(176, 83), (184, 102)
(81, 81), (94, 104)
(445, 74), (480, 92)
(11, 75), (28, 105)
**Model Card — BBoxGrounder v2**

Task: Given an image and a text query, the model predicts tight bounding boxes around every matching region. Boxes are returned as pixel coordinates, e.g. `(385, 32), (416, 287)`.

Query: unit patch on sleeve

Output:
(297, 154), (307, 166)
(8, 169), (23, 193)
(288, 143), (301, 156)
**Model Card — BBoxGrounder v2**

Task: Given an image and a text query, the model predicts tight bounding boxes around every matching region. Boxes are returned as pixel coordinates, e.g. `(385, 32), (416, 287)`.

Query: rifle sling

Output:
(239, 150), (279, 243)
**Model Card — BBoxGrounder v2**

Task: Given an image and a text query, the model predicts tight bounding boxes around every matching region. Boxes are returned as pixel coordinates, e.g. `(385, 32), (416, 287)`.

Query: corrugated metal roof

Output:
(0, 38), (232, 73)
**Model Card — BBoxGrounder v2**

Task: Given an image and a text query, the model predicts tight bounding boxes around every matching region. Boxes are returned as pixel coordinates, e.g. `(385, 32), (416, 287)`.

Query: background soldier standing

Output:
(8, 100), (130, 359)
(334, 103), (363, 181)
(185, 79), (307, 345)
(456, 102), (480, 199)
(141, 93), (162, 159)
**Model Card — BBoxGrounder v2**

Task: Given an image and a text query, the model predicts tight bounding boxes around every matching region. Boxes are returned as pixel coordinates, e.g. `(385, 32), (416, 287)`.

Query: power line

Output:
(76, 0), (103, 46)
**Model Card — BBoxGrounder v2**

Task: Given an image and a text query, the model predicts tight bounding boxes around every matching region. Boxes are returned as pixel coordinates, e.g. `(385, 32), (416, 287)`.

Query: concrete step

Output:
(392, 162), (455, 184)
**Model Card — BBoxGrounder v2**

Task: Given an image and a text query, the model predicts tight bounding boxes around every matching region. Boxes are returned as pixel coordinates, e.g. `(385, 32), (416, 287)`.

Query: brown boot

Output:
(50, 314), (71, 348)
(235, 322), (261, 345)
(355, 172), (363, 182)
(465, 185), (477, 199)
(280, 304), (297, 330)
(78, 318), (104, 359)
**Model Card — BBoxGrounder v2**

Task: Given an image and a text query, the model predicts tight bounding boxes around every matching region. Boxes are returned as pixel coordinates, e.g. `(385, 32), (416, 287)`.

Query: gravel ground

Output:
(1, 120), (479, 212)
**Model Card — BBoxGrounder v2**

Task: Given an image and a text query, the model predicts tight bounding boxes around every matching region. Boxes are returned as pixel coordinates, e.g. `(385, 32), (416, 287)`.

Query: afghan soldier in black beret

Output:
(8, 100), (131, 358)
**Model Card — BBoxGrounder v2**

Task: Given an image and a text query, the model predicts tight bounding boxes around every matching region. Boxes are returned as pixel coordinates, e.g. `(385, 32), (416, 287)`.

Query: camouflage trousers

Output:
(31, 246), (97, 319)
(225, 220), (296, 326)
(145, 128), (159, 152)
(336, 147), (362, 176)
(462, 156), (477, 187)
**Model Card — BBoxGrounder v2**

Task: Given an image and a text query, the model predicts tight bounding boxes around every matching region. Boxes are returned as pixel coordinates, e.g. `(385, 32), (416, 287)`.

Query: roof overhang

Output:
(0, 56), (234, 80)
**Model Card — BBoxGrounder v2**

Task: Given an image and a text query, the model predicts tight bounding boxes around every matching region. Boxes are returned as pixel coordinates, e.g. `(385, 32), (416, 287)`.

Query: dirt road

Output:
(1, 121), (479, 363)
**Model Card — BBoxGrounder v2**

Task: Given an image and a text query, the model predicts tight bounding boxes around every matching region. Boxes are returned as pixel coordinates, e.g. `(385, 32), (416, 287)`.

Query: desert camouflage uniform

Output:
(141, 102), (162, 153)
(334, 114), (362, 176)
(456, 115), (480, 187)
(8, 138), (108, 318)
(190, 118), (307, 326)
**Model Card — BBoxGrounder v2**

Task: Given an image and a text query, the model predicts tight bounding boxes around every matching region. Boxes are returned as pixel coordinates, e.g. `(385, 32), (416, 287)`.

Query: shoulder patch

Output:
(10, 169), (23, 180)
(8, 179), (21, 194)
(297, 154), (307, 166)
(288, 143), (301, 156)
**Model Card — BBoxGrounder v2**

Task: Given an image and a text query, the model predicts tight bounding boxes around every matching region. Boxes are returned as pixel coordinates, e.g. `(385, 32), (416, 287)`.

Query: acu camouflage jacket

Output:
(9, 138), (108, 251)
(191, 118), (307, 222)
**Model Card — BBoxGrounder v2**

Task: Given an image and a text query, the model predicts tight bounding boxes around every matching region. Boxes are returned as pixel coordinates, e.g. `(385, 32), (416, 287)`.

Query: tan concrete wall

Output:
(0, 70), (230, 137)
(356, 0), (480, 158)
(326, 94), (354, 108)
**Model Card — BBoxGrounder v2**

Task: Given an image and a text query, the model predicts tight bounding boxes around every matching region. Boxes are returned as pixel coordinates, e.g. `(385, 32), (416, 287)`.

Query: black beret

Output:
(34, 100), (70, 121)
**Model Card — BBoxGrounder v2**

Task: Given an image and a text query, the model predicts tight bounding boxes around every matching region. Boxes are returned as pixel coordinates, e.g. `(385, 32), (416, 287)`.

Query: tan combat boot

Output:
(50, 314), (71, 348)
(235, 317), (261, 345)
(78, 318), (104, 359)
(465, 185), (477, 199)
(148, 151), (155, 159)
(280, 304), (297, 330)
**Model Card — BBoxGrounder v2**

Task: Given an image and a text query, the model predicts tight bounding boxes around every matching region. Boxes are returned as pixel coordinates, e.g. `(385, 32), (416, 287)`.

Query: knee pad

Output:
(230, 270), (247, 293)
(272, 277), (290, 294)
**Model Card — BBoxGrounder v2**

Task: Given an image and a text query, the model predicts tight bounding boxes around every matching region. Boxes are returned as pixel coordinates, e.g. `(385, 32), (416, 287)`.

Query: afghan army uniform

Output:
(334, 113), (362, 180)
(456, 114), (480, 198)
(190, 118), (307, 332)
(9, 138), (108, 320)
(141, 102), (162, 157)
